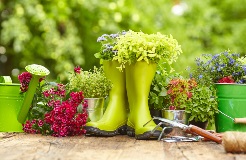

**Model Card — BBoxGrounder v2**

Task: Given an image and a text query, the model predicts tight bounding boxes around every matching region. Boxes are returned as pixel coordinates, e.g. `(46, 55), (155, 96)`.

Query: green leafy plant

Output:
(185, 84), (218, 126)
(68, 66), (112, 98)
(148, 70), (168, 110)
(165, 77), (197, 110)
(112, 30), (182, 70)
(148, 60), (178, 110)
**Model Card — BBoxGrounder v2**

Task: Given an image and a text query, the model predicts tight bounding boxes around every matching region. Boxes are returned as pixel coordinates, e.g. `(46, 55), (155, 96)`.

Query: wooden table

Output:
(0, 133), (245, 160)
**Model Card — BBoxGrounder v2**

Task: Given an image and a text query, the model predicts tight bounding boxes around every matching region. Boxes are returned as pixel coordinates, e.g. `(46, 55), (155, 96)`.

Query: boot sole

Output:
(127, 126), (173, 140)
(85, 125), (127, 137)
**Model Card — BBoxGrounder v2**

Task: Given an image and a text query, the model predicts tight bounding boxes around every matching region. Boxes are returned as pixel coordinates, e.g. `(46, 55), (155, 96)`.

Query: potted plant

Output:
(147, 60), (174, 125)
(17, 66), (88, 137)
(68, 66), (112, 98)
(165, 77), (197, 110)
(189, 50), (246, 132)
(148, 58), (177, 110)
(185, 84), (218, 129)
(112, 30), (182, 139)
(68, 66), (112, 122)
(86, 30), (182, 140)
(162, 76), (197, 125)
(148, 64), (182, 119)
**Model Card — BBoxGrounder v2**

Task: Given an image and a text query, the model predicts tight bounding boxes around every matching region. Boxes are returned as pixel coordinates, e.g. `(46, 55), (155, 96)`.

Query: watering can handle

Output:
(0, 76), (12, 84)
(234, 118), (246, 124)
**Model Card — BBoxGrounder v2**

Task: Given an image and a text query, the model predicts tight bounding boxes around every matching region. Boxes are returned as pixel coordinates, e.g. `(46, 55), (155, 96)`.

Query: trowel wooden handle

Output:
(188, 125), (222, 144)
(234, 118), (246, 124)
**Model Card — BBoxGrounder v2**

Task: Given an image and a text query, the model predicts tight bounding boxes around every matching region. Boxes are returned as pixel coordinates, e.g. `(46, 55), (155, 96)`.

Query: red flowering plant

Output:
(164, 77), (197, 110)
(18, 71), (88, 137)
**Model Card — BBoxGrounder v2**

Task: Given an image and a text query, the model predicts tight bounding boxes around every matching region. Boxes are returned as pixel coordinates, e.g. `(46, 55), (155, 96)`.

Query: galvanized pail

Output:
(162, 110), (187, 124)
(85, 98), (104, 122)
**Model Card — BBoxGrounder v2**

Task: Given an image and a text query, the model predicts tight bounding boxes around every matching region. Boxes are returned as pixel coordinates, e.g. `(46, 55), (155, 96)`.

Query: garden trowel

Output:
(145, 116), (222, 144)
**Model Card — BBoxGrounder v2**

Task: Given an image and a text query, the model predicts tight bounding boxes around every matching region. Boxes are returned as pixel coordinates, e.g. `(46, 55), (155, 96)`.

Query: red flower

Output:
(42, 91), (87, 137)
(20, 68), (88, 137)
(23, 87), (88, 137)
(74, 66), (81, 74)
(18, 72), (32, 92)
(169, 106), (176, 110)
(218, 76), (235, 83)
(186, 92), (193, 99)
(18, 72), (45, 92)
(39, 77), (45, 82)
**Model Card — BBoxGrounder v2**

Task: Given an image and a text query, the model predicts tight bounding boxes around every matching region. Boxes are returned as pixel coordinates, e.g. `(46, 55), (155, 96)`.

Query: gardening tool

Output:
(162, 136), (202, 142)
(145, 116), (222, 144)
(218, 110), (246, 124)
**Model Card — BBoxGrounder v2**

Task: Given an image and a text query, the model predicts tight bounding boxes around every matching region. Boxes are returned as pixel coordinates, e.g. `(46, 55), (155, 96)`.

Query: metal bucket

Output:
(215, 83), (246, 132)
(162, 110), (187, 124)
(0, 83), (24, 132)
(85, 98), (104, 122)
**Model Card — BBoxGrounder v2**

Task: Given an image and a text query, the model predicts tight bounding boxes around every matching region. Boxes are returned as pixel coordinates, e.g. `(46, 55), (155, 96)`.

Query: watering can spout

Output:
(17, 64), (50, 124)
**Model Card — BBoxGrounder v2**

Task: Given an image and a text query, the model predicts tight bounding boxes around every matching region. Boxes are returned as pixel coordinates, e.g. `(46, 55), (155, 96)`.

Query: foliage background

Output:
(1, 0), (246, 82)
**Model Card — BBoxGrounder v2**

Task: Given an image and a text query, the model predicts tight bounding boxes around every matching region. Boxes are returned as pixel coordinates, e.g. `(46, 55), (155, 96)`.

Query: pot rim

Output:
(215, 83), (246, 86)
(162, 109), (186, 112)
(84, 97), (105, 100)
(0, 83), (21, 86)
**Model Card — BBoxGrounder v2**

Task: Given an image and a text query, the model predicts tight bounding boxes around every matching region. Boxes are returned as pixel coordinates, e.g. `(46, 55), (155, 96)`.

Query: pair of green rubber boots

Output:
(85, 61), (161, 139)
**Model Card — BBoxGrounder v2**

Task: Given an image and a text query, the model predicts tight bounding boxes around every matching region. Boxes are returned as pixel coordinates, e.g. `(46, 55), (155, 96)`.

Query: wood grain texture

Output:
(0, 133), (245, 160)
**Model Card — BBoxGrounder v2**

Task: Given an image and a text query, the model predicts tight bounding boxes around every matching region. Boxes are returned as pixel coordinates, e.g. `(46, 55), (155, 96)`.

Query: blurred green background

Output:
(1, 0), (246, 82)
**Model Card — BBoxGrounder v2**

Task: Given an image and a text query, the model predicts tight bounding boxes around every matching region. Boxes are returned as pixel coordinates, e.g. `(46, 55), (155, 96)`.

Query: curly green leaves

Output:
(113, 30), (182, 71)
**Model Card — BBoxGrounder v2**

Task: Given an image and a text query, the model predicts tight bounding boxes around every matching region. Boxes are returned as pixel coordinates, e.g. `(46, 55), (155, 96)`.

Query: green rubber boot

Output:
(85, 61), (129, 136)
(126, 61), (161, 140)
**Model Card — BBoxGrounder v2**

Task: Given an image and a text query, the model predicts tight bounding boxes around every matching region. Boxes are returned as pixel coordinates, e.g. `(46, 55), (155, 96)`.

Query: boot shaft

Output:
(103, 60), (127, 95)
(125, 61), (157, 105)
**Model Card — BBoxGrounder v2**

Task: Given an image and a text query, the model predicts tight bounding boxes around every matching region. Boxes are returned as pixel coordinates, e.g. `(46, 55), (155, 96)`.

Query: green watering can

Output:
(0, 64), (50, 132)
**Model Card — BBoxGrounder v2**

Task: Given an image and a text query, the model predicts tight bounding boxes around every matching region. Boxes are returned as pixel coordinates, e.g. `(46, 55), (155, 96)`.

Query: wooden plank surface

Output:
(0, 133), (245, 160)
